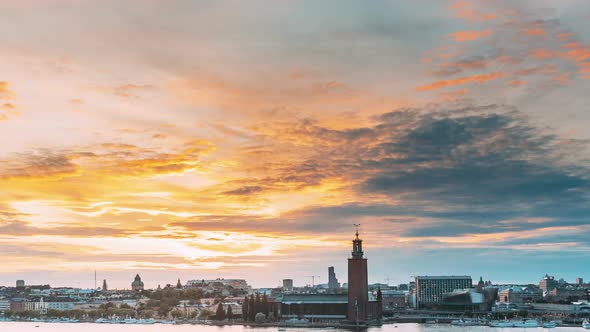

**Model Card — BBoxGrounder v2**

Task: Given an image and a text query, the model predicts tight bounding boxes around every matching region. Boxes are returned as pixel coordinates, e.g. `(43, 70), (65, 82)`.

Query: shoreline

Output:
(0, 318), (585, 329)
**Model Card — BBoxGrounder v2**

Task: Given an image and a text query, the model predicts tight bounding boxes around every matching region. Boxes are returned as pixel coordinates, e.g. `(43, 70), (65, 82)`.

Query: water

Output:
(0, 322), (585, 332)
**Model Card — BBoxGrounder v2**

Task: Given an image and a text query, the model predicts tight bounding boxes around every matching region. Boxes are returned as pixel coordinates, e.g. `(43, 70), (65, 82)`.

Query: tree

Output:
(158, 303), (171, 317)
(99, 302), (115, 310)
(215, 302), (226, 321)
(262, 294), (269, 316)
(255, 312), (266, 324)
(170, 309), (185, 319)
(242, 296), (249, 321)
(119, 303), (132, 309)
(199, 309), (213, 320)
(248, 295), (256, 322)
(139, 310), (155, 319)
(227, 305), (233, 320)
(255, 293), (261, 315)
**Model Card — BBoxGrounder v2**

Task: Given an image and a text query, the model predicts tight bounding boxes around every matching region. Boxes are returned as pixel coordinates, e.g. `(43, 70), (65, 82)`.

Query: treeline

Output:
(140, 287), (205, 317)
(2, 308), (136, 320)
(241, 293), (278, 323)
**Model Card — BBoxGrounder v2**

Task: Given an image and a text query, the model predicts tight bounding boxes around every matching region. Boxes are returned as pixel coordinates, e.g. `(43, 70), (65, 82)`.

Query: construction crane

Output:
(306, 275), (320, 287)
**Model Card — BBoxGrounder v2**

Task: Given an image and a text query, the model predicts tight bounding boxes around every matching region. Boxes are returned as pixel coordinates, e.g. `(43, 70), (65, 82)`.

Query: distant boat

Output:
(512, 319), (538, 328)
(542, 321), (557, 328)
(283, 318), (310, 327)
(490, 319), (514, 327)
(583, 319), (590, 329)
(451, 319), (476, 326)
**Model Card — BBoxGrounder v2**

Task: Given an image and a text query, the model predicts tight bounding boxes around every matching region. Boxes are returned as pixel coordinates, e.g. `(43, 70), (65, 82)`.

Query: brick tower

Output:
(347, 225), (368, 322)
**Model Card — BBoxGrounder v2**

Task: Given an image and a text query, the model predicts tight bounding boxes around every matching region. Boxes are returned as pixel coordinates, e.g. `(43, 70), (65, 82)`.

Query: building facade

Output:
(498, 286), (543, 304)
(346, 228), (382, 322)
(282, 279), (293, 292)
(0, 298), (10, 312)
(132, 274), (144, 291)
(381, 290), (407, 308)
(347, 229), (368, 322)
(16, 280), (25, 289)
(414, 276), (472, 309)
(539, 274), (558, 294)
(328, 266), (340, 289)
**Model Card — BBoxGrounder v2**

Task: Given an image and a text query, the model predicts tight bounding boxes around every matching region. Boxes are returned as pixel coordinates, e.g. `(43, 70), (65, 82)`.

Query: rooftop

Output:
(415, 276), (472, 280)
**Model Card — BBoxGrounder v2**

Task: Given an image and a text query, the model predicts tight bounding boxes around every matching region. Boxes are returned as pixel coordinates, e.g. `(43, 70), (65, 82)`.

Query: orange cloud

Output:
(439, 89), (469, 101)
(514, 65), (557, 76)
(509, 79), (526, 87)
(523, 28), (546, 37)
(450, 0), (496, 21)
(416, 72), (504, 91)
(449, 29), (492, 42)
(530, 48), (557, 60)
(0, 81), (14, 99)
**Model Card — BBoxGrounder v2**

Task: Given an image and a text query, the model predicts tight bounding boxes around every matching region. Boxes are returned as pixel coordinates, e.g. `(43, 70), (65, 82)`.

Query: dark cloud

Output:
(222, 186), (264, 196)
(225, 103), (590, 249)
(0, 150), (78, 178)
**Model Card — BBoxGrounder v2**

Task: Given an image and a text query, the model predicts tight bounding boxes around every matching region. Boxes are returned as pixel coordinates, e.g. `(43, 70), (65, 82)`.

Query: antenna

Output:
(353, 223), (360, 238)
(94, 270), (97, 289)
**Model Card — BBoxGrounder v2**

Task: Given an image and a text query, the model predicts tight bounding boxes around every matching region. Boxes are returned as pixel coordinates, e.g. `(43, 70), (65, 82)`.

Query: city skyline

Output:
(2, 0), (590, 289)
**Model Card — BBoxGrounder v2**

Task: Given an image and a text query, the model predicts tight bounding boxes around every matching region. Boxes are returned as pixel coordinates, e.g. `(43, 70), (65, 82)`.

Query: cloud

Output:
(222, 186), (264, 196)
(450, 0), (497, 22)
(416, 72), (505, 91)
(0, 81), (18, 120)
(0, 140), (216, 180)
(0, 150), (78, 178)
(449, 29), (492, 42)
(214, 102), (590, 253)
(0, 81), (13, 99)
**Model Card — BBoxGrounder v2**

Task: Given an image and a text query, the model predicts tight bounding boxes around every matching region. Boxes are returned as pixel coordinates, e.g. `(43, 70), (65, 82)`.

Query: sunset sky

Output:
(1, 0), (590, 289)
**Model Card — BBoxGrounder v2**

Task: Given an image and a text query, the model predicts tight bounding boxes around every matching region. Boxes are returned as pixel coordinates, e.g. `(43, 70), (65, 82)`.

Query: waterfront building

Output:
(347, 228), (382, 322)
(347, 228), (368, 321)
(498, 286), (543, 304)
(281, 294), (348, 319)
(0, 298), (10, 312)
(185, 278), (251, 295)
(328, 266), (340, 289)
(16, 280), (25, 289)
(539, 274), (558, 294)
(282, 279), (293, 291)
(577, 277), (584, 285)
(9, 298), (26, 312)
(414, 276), (472, 309)
(102, 279), (108, 292)
(546, 287), (586, 302)
(380, 290), (407, 308)
(132, 274), (144, 291)
(441, 287), (498, 311)
(47, 301), (75, 310)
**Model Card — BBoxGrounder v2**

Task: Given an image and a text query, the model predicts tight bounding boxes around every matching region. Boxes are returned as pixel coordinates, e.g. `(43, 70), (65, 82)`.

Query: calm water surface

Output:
(0, 322), (586, 332)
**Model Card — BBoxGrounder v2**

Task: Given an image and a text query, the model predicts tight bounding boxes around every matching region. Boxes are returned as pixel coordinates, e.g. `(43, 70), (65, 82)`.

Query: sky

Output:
(1, 0), (590, 289)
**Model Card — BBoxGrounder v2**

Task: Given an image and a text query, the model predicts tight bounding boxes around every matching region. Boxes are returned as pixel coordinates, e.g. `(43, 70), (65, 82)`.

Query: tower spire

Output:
(351, 224), (363, 257)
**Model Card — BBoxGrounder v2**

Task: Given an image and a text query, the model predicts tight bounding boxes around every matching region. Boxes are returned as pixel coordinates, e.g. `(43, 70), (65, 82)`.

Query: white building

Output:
(47, 302), (75, 310)
(0, 298), (10, 312)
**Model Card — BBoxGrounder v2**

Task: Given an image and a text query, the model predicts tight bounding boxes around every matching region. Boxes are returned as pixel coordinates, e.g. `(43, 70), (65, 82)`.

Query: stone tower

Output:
(347, 225), (368, 322)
